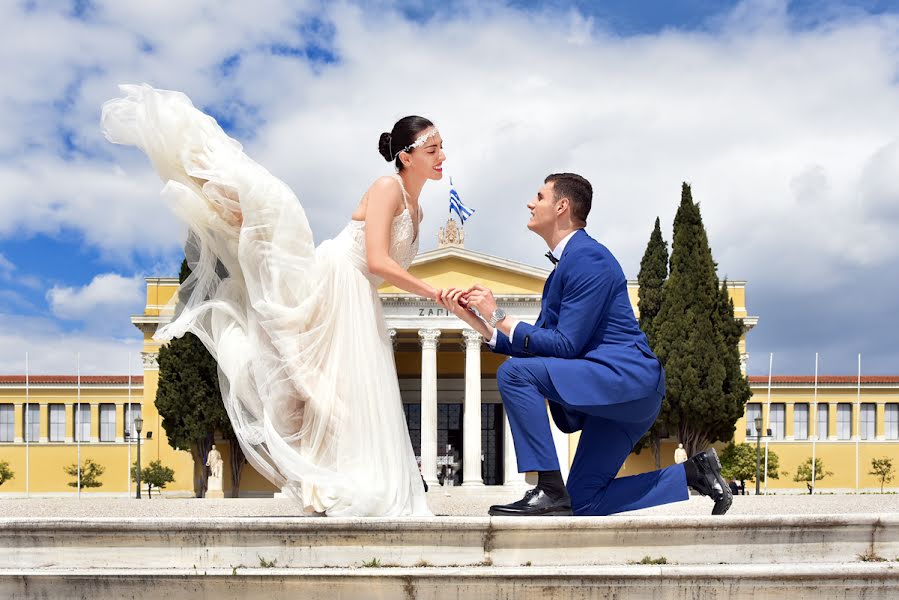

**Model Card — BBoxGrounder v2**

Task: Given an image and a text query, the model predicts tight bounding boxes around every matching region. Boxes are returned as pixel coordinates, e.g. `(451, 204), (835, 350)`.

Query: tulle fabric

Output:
(101, 84), (430, 517)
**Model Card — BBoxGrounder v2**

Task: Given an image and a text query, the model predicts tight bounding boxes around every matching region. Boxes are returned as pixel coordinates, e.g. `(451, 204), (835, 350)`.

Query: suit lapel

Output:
(535, 230), (587, 329)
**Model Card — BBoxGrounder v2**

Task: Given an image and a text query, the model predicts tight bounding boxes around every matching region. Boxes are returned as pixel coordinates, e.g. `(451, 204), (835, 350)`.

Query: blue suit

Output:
(492, 229), (689, 515)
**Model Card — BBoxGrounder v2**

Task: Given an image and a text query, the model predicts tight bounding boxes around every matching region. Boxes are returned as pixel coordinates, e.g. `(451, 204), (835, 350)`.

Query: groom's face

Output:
(527, 181), (560, 236)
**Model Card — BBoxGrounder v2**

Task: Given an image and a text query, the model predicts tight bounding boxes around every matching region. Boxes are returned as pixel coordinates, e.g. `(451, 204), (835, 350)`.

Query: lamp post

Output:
(754, 416), (763, 496)
(135, 416), (144, 499)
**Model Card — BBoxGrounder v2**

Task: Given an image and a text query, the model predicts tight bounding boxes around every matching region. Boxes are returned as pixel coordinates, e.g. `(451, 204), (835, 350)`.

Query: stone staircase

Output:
(3, 514), (899, 598)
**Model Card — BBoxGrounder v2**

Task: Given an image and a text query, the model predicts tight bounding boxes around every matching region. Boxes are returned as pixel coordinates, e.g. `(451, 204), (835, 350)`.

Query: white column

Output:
(418, 329), (441, 488)
(462, 329), (484, 486)
(503, 411), (527, 487)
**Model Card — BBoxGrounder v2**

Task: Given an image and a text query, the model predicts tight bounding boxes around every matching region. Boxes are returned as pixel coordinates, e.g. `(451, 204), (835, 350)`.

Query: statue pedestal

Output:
(206, 475), (225, 499)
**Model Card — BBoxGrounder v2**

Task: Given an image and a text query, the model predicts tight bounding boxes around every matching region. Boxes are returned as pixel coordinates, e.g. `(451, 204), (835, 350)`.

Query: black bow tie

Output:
(545, 251), (559, 266)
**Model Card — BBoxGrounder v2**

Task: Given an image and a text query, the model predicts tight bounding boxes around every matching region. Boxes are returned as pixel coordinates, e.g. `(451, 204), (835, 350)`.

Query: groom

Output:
(441, 173), (731, 517)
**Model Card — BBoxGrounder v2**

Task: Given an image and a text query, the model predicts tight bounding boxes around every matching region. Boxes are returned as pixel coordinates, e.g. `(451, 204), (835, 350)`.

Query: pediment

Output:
(378, 246), (549, 295)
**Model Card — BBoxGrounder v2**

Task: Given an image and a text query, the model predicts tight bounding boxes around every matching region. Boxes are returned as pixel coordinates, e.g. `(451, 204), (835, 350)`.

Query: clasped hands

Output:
(436, 284), (498, 322)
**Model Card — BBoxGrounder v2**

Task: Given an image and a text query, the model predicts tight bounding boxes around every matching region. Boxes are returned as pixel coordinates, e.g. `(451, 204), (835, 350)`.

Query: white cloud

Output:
(1, 0), (898, 372)
(0, 312), (142, 375)
(0, 253), (13, 276)
(47, 272), (145, 329)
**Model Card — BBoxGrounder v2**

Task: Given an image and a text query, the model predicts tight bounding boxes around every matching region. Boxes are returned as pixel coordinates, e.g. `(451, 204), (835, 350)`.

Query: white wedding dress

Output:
(102, 84), (431, 517)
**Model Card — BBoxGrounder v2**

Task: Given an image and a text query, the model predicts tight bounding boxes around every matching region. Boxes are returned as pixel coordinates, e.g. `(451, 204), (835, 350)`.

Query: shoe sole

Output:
(488, 508), (573, 517)
(706, 448), (733, 515)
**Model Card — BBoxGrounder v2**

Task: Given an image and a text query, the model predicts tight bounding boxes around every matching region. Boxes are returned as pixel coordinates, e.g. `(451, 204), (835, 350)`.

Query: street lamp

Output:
(754, 416), (763, 496)
(135, 416), (144, 499)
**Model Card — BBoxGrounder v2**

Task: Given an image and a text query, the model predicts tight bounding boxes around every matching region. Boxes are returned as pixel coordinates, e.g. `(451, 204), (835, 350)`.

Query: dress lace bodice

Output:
(330, 174), (420, 286)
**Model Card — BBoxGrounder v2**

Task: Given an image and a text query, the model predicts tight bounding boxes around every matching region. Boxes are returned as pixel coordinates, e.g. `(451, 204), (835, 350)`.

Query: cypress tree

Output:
(635, 217), (669, 466)
(637, 217), (668, 344)
(652, 183), (729, 457)
(156, 259), (245, 497)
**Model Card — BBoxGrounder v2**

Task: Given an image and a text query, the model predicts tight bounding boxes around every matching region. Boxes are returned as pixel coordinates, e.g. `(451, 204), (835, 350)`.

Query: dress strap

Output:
(391, 173), (410, 210)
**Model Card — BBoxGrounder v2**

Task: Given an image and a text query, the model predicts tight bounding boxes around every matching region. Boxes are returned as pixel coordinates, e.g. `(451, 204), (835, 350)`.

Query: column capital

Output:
(141, 351), (159, 370)
(461, 328), (483, 350)
(418, 328), (441, 350)
(387, 328), (398, 349)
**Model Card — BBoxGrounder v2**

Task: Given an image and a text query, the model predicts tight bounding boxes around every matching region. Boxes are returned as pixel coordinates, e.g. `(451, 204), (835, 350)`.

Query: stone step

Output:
(2, 564), (899, 600)
(3, 514), (898, 570)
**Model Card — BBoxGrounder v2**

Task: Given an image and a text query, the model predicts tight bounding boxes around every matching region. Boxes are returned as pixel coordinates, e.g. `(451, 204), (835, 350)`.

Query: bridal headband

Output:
(390, 127), (439, 161)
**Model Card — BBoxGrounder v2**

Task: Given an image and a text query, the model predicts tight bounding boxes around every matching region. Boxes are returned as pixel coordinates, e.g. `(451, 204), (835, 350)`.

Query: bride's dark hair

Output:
(378, 116), (434, 171)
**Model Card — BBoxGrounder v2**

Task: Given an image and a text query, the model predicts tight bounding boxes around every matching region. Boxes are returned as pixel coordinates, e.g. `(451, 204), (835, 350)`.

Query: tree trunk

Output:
(228, 436), (246, 499)
(650, 435), (661, 470)
(679, 425), (710, 459)
(191, 434), (214, 498)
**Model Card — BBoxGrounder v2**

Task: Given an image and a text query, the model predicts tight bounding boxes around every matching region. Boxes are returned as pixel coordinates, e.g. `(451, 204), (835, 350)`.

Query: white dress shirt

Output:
(487, 229), (580, 349)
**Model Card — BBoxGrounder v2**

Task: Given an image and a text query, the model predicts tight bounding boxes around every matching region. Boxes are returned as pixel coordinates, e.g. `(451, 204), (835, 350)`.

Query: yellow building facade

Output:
(1, 230), (897, 496)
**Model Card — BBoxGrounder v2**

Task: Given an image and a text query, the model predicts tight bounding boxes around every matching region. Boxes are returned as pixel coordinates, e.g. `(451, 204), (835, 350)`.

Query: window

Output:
(746, 403), (762, 437)
(0, 404), (13, 442)
(124, 403), (142, 440)
(74, 403), (90, 442)
(886, 404), (898, 440)
(816, 403), (829, 439)
(837, 403), (852, 440)
(861, 403), (876, 440)
(770, 404), (785, 440)
(99, 404), (116, 442)
(793, 403), (809, 440)
(24, 403), (40, 442)
(49, 404), (65, 442)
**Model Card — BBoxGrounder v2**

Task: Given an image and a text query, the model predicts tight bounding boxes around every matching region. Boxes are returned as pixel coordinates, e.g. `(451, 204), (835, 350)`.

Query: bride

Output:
(102, 84), (447, 516)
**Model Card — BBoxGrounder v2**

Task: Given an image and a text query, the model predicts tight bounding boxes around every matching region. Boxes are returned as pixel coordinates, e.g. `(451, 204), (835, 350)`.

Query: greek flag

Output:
(449, 178), (475, 224)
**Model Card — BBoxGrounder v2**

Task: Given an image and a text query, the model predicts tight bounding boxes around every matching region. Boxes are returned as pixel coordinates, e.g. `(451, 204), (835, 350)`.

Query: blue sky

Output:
(1, 0), (897, 376)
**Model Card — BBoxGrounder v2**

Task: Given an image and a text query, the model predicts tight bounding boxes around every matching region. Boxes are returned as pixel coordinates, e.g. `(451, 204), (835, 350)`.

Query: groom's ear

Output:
(556, 197), (570, 215)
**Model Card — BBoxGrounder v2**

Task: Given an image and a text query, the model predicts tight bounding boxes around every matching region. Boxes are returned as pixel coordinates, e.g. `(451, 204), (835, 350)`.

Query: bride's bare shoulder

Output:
(368, 175), (402, 194)
(365, 176), (404, 207)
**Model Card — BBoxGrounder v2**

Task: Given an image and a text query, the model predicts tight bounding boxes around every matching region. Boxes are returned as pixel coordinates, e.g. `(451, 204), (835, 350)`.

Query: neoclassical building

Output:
(2, 221), (897, 496)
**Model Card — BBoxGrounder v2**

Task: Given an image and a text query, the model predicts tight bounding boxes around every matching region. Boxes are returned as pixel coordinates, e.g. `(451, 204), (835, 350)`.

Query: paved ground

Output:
(2, 492), (899, 518)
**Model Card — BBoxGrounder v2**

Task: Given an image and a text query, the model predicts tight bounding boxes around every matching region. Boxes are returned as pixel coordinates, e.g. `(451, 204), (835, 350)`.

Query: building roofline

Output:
(748, 375), (899, 385)
(0, 376), (144, 385)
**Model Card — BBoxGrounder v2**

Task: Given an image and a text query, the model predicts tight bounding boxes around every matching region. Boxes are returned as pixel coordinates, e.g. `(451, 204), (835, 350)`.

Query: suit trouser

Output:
(496, 357), (689, 516)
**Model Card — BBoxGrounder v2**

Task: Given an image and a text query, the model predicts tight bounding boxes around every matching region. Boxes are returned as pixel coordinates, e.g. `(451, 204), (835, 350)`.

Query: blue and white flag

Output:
(448, 178), (475, 224)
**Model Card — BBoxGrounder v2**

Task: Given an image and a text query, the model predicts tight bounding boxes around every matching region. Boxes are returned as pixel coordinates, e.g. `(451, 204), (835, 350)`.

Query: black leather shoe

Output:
(686, 448), (733, 515)
(488, 487), (573, 516)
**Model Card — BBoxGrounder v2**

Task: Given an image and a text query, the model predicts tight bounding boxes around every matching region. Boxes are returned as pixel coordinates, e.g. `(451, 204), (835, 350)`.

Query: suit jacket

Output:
(492, 229), (665, 430)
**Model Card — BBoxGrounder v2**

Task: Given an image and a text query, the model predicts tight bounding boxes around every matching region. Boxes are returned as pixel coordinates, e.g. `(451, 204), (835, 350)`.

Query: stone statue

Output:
(206, 445), (224, 479)
(205, 444), (225, 498)
(673, 443), (688, 464)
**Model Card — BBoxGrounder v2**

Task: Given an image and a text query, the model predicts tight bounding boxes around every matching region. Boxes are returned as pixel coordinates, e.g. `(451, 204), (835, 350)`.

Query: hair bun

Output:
(378, 132), (393, 162)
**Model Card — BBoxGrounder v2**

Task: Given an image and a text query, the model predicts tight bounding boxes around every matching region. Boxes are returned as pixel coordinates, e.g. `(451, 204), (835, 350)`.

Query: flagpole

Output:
(25, 352), (30, 498)
(77, 352), (81, 499)
(811, 352), (818, 495)
(127, 354), (132, 498)
(763, 352), (772, 495)
(856, 353), (861, 493)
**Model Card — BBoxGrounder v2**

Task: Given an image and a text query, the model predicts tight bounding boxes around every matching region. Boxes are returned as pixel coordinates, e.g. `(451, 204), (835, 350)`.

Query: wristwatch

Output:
(488, 307), (507, 327)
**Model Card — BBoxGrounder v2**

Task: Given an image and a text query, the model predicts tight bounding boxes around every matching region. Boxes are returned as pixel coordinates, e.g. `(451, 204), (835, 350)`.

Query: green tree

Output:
(869, 457), (895, 493)
(156, 259), (246, 497)
(635, 217), (669, 467)
(652, 183), (745, 456)
(63, 458), (104, 488)
(793, 457), (833, 494)
(131, 459), (176, 498)
(0, 460), (14, 487)
(720, 442), (780, 492)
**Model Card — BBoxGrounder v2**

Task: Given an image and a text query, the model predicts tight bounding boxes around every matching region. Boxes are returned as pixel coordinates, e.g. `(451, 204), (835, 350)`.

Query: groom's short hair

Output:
(545, 173), (592, 225)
